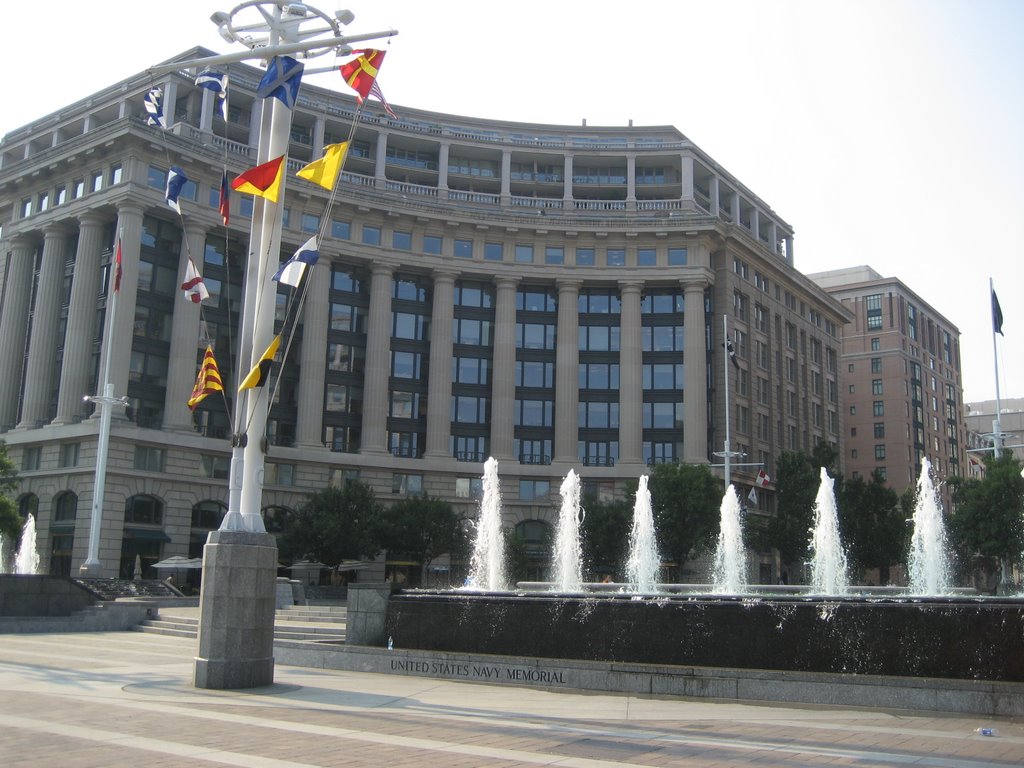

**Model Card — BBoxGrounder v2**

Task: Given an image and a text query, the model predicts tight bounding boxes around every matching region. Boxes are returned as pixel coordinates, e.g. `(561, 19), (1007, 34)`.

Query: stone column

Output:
(294, 260), (330, 447)
(563, 155), (574, 203)
(680, 154), (695, 205)
(0, 236), (38, 430)
(102, 203), (146, 409)
(437, 142), (450, 196)
(18, 225), (70, 428)
(374, 131), (389, 187)
(626, 154), (636, 207)
(683, 276), (710, 463)
(162, 223), (209, 432)
(489, 276), (519, 461)
(618, 281), (643, 467)
(500, 150), (511, 205)
(424, 269), (457, 458)
(553, 279), (581, 465)
(248, 99), (263, 148)
(751, 208), (760, 241)
(198, 87), (215, 134)
(709, 175), (719, 216)
(312, 116), (326, 157)
(53, 214), (106, 425)
(360, 263), (394, 454)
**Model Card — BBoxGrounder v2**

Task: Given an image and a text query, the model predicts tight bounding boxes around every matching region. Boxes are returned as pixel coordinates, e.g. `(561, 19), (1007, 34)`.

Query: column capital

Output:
(76, 210), (108, 228)
(681, 272), (713, 292)
(617, 280), (644, 294)
(430, 267), (459, 283)
(116, 200), (146, 217)
(8, 233), (39, 250)
(371, 262), (395, 278)
(42, 221), (74, 238)
(494, 275), (521, 290)
(556, 278), (583, 293)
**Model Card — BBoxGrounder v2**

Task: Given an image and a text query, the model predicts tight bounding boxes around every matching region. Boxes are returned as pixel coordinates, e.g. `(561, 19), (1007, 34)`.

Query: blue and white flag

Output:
(256, 56), (304, 109)
(143, 87), (166, 128)
(273, 236), (319, 287)
(165, 166), (189, 213)
(195, 69), (229, 120)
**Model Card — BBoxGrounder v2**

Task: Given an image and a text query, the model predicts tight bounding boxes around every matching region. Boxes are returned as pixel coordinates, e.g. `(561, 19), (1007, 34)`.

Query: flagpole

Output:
(80, 236), (128, 576)
(990, 277), (1003, 459)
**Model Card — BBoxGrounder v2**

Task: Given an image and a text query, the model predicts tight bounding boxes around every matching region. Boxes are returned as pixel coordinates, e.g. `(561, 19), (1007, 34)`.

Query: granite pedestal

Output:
(193, 530), (277, 689)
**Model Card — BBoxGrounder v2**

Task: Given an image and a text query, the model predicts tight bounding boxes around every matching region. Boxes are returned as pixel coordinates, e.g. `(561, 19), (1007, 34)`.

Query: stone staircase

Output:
(131, 604), (347, 642)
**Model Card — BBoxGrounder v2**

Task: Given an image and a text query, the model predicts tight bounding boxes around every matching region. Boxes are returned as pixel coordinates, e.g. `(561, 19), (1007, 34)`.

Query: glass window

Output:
(134, 446), (165, 472)
(637, 248), (656, 266)
(301, 213), (319, 233)
(667, 247), (687, 266)
(454, 238), (473, 258)
(361, 225), (380, 245)
(125, 494), (163, 525)
(519, 480), (550, 501)
(484, 241), (503, 261)
(545, 246), (564, 265)
(607, 248), (625, 266)
(423, 235), (442, 254)
(110, 164), (123, 184)
(392, 473), (424, 495)
(515, 244), (534, 263)
(576, 248), (595, 266)
(91, 171), (103, 192)
(147, 165), (165, 190)
(59, 443), (80, 468)
(72, 179), (85, 199)
(332, 219), (351, 239)
(200, 455), (230, 479)
(21, 447), (40, 471)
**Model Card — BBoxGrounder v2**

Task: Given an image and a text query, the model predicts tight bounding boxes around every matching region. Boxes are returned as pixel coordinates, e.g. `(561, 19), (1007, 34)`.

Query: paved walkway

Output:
(0, 629), (1022, 767)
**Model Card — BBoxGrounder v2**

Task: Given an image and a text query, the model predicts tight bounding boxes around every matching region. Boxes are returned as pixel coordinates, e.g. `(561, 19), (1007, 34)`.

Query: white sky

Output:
(3, 0), (1021, 405)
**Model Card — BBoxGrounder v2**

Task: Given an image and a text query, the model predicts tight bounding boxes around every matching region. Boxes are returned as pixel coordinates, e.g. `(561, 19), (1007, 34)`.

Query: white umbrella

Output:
(152, 556), (203, 570)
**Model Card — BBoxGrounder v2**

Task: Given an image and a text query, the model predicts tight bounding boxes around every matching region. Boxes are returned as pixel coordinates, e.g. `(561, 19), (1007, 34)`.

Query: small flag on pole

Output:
(992, 287), (1004, 336)
(188, 346), (224, 410)
(143, 87), (166, 128)
(256, 56), (304, 109)
(747, 486), (758, 506)
(755, 469), (771, 488)
(195, 69), (229, 120)
(218, 170), (230, 226)
(231, 156), (285, 203)
(113, 237), (123, 294)
(339, 49), (386, 104)
(165, 167), (188, 213)
(273, 236), (319, 287)
(238, 334), (281, 392)
(181, 257), (210, 304)
(725, 340), (741, 369)
(295, 142), (348, 190)
(369, 81), (399, 120)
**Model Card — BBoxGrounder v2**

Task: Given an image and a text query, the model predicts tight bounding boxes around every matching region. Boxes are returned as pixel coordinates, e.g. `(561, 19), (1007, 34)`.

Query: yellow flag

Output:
(296, 142), (349, 190)
(238, 335), (281, 392)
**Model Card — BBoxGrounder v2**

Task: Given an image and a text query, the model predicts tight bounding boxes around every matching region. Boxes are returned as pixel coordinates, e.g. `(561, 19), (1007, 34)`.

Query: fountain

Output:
(384, 464), (1024, 684)
(551, 469), (584, 592)
(711, 485), (748, 594)
(625, 475), (660, 593)
(0, 531), (8, 574)
(808, 468), (849, 595)
(464, 457), (507, 591)
(14, 514), (40, 575)
(908, 457), (952, 595)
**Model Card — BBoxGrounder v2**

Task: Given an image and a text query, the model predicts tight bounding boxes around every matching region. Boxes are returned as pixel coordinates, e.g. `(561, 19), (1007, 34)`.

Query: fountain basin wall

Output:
(385, 591), (1024, 682)
(0, 575), (97, 617)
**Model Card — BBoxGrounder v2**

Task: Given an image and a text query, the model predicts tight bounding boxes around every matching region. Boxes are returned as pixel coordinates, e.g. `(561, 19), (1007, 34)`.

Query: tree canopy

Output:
(376, 495), (464, 570)
(0, 442), (22, 547)
(647, 462), (721, 569)
(278, 481), (383, 566)
(579, 493), (631, 577)
(837, 470), (906, 583)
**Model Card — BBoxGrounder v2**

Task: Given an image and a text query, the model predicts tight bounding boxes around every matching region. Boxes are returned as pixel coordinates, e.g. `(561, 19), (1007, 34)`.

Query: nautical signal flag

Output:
(165, 167), (188, 213)
(755, 469), (771, 488)
(725, 340), (740, 369)
(195, 69), (228, 120)
(218, 170), (230, 226)
(238, 334), (281, 392)
(747, 486), (758, 506)
(992, 287), (1004, 336)
(296, 142), (348, 190)
(257, 55), (304, 109)
(188, 346), (224, 410)
(143, 86), (166, 128)
(231, 156), (285, 203)
(273, 236), (319, 287)
(113, 237), (123, 294)
(181, 257), (209, 304)
(339, 49), (386, 103)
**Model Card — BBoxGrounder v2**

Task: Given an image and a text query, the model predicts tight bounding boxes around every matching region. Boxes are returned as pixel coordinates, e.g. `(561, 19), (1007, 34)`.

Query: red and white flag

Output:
(181, 257), (210, 304)
(755, 469), (771, 488)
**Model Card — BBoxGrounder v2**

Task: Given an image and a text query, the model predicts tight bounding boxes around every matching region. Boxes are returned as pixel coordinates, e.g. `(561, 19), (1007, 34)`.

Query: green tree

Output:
(579, 494), (631, 578)
(278, 481), (383, 566)
(949, 454), (1024, 590)
(837, 471), (905, 584)
(647, 462), (721, 572)
(0, 442), (22, 545)
(766, 450), (819, 566)
(377, 496), (463, 574)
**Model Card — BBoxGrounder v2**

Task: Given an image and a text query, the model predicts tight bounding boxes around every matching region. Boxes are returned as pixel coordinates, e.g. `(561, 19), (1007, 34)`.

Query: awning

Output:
(123, 528), (172, 542)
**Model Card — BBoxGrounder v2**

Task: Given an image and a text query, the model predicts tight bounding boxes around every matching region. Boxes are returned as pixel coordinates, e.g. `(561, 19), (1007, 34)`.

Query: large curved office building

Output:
(0, 47), (850, 582)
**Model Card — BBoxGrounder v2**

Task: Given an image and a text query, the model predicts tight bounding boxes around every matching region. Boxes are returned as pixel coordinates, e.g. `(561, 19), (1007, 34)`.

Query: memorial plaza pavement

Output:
(1, 611), (1022, 768)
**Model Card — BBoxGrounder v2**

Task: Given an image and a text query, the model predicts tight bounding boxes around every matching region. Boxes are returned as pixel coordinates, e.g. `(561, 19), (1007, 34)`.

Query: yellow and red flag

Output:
(188, 346), (223, 410)
(339, 49), (386, 104)
(231, 155), (285, 203)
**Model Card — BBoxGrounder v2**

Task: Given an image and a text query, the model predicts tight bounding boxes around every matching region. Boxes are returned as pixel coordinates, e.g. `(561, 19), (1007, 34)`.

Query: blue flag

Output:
(273, 236), (319, 287)
(165, 167), (189, 213)
(195, 69), (229, 120)
(144, 87), (166, 128)
(256, 56), (304, 109)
